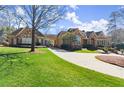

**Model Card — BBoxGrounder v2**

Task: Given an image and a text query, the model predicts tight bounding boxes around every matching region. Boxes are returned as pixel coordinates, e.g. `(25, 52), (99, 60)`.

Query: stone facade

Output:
(8, 27), (111, 48)
(8, 28), (45, 46)
(56, 28), (111, 48)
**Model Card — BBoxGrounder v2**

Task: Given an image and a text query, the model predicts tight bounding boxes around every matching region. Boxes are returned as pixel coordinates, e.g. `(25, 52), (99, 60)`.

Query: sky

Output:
(12, 5), (124, 34)
(47, 5), (123, 34)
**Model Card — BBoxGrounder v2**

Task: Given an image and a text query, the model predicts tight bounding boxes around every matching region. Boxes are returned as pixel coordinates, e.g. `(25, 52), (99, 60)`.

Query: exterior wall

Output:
(96, 39), (111, 47)
(9, 29), (44, 46)
(56, 37), (63, 47)
(71, 30), (84, 46)
(56, 30), (111, 48)
(46, 36), (57, 47)
(86, 33), (97, 46)
(56, 29), (85, 48)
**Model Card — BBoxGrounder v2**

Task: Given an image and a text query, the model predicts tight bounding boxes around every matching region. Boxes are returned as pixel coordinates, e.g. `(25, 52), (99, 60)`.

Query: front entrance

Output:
(91, 38), (96, 46)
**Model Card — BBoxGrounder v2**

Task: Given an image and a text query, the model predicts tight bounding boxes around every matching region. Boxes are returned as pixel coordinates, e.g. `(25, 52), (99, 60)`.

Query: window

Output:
(75, 35), (81, 44)
(22, 38), (31, 44)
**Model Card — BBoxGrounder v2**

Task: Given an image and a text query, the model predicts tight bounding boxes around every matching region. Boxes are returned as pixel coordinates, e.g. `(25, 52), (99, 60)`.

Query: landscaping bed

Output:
(96, 55), (124, 67)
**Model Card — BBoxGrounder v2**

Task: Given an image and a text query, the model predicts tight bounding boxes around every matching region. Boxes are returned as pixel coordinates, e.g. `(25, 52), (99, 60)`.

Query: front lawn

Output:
(74, 49), (98, 53)
(0, 47), (124, 86)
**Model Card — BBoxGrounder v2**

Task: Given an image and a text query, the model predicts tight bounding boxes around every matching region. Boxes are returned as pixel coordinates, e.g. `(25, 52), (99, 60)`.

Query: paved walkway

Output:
(49, 48), (124, 79)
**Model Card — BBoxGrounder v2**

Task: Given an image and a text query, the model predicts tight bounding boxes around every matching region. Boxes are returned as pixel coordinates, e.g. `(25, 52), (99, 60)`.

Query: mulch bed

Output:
(96, 55), (124, 67)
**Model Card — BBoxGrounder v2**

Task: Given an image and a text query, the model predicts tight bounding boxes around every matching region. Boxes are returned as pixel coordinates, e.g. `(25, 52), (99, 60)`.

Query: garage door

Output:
(22, 38), (31, 44)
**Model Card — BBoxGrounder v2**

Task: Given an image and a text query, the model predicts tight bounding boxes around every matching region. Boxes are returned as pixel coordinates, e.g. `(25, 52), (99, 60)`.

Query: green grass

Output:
(74, 49), (98, 53)
(0, 47), (124, 86)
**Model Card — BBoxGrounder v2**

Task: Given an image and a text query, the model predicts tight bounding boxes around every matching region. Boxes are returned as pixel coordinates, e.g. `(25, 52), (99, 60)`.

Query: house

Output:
(95, 31), (111, 47)
(8, 28), (45, 46)
(8, 27), (111, 48)
(111, 29), (124, 44)
(56, 28), (111, 48)
(56, 28), (86, 48)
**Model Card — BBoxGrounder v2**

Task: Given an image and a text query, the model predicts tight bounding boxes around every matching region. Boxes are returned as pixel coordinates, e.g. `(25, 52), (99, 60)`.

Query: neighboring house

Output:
(111, 29), (124, 44)
(95, 31), (111, 47)
(8, 28), (45, 46)
(56, 28), (111, 48)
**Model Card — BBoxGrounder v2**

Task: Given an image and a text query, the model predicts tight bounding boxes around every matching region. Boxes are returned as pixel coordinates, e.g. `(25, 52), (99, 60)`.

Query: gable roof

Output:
(57, 31), (66, 37)
(35, 30), (44, 37)
(68, 28), (79, 32)
(95, 31), (103, 36)
(10, 28), (44, 37)
(86, 31), (94, 38)
(81, 30), (87, 38)
(11, 28), (23, 36)
(46, 34), (57, 39)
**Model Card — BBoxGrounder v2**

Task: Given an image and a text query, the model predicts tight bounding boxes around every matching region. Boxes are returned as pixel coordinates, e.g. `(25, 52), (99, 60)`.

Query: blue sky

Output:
(47, 5), (123, 34)
(14, 5), (123, 34)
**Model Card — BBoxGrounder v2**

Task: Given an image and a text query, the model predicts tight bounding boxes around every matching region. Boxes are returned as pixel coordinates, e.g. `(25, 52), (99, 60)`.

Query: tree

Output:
(11, 5), (65, 52)
(0, 6), (5, 11)
(107, 11), (121, 44)
(62, 32), (81, 50)
(0, 6), (17, 43)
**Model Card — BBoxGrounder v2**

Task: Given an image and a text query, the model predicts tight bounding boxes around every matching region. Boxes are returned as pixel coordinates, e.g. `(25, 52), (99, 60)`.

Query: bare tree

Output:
(0, 8), (17, 35)
(107, 11), (121, 44)
(0, 6), (5, 11)
(12, 5), (65, 52)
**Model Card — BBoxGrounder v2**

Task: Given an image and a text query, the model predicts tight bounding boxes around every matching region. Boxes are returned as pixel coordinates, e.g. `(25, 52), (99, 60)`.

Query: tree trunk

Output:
(31, 28), (35, 52)
(31, 5), (35, 52)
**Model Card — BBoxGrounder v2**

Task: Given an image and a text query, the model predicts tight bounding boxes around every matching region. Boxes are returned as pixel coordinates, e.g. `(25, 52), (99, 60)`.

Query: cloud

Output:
(119, 6), (124, 9)
(60, 25), (65, 29)
(50, 24), (56, 27)
(65, 12), (82, 25)
(65, 10), (108, 32)
(69, 5), (78, 10)
(16, 6), (24, 15)
(77, 19), (109, 31)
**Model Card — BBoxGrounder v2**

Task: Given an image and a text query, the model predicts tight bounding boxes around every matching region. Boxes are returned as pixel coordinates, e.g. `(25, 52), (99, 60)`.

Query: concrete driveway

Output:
(49, 48), (124, 79)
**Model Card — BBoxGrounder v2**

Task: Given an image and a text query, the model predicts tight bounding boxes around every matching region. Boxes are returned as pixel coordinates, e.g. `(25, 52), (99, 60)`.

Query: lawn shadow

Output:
(0, 51), (30, 78)
(0, 51), (28, 56)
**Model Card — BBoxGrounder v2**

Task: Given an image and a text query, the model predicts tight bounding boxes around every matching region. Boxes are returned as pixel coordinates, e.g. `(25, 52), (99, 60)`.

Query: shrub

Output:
(61, 44), (81, 51)
(102, 47), (118, 54)
(102, 47), (109, 54)
(2, 41), (9, 46)
(116, 43), (124, 50)
(61, 44), (71, 50)
(83, 44), (97, 50)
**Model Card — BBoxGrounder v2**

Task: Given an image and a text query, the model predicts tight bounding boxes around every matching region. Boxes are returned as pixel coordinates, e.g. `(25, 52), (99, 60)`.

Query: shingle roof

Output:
(35, 30), (44, 37)
(86, 31), (94, 38)
(81, 30), (87, 38)
(57, 31), (66, 37)
(95, 31), (103, 36)
(68, 28), (79, 32)
(46, 34), (57, 39)
(11, 28), (23, 35)
(10, 28), (44, 37)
